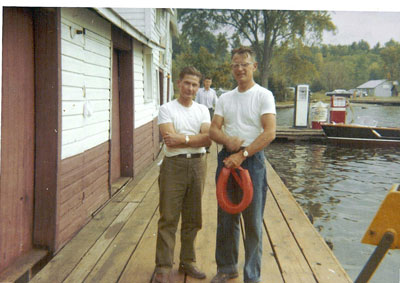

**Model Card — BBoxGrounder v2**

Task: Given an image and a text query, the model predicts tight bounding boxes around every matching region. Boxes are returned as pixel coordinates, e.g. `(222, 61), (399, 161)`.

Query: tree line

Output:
(173, 9), (400, 101)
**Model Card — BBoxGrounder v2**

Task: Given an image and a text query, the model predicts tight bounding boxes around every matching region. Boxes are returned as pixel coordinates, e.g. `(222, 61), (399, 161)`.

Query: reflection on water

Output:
(267, 102), (400, 282)
(265, 142), (400, 282)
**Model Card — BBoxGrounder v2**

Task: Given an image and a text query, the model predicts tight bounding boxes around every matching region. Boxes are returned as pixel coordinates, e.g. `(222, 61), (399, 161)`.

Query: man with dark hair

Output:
(153, 66), (211, 283)
(209, 46), (276, 283)
(195, 76), (218, 153)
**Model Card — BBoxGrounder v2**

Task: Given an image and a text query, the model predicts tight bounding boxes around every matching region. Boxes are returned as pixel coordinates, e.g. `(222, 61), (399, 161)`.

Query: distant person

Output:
(209, 46), (276, 283)
(392, 85), (398, 97)
(153, 66), (211, 283)
(195, 77), (218, 152)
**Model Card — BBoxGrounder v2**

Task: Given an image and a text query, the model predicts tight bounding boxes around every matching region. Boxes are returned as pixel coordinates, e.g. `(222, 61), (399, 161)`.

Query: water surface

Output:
(266, 103), (400, 282)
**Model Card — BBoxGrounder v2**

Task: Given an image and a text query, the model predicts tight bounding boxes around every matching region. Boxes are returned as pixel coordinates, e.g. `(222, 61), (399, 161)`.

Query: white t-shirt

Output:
(214, 84), (276, 147)
(158, 99), (211, 157)
(195, 88), (218, 109)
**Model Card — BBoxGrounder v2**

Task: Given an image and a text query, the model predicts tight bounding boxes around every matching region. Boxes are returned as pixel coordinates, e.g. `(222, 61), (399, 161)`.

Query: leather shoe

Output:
(210, 271), (239, 283)
(178, 263), (206, 279)
(152, 272), (170, 283)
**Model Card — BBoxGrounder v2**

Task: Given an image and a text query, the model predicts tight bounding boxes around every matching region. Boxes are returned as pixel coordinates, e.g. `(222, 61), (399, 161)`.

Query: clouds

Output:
(323, 11), (400, 46)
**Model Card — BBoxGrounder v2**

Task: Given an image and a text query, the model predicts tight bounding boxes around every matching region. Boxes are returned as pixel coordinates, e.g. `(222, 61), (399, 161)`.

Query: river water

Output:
(265, 103), (400, 282)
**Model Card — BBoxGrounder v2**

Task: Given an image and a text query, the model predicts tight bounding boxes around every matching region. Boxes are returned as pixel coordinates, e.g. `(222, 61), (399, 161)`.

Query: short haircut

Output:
(204, 76), (212, 81)
(179, 66), (202, 81)
(231, 46), (256, 61)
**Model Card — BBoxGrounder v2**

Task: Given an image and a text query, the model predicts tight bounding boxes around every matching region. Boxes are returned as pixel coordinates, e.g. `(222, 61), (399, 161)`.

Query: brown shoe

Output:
(178, 263), (206, 279)
(210, 271), (239, 283)
(152, 271), (170, 283)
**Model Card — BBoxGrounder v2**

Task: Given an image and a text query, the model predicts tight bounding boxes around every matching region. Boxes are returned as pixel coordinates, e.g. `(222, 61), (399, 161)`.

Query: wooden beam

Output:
(33, 7), (62, 253)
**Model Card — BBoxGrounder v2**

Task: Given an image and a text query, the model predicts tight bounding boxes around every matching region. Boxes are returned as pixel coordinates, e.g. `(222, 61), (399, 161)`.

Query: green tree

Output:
(178, 9), (335, 87)
(215, 33), (230, 62)
(320, 60), (352, 91)
(380, 40), (400, 81)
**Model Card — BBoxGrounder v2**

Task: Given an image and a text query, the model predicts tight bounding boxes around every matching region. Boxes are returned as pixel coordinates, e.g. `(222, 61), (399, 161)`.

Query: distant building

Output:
(356, 80), (396, 97)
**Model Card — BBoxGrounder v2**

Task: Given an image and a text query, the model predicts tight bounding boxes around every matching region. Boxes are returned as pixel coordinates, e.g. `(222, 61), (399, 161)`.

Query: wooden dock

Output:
(30, 144), (351, 283)
(276, 126), (326, 141)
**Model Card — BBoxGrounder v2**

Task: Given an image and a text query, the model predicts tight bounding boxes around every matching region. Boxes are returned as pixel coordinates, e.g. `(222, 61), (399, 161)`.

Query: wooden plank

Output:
(31, 144), (353, 283)
(185, 152), (219, 282)
(1, 7), (36, 270)
(121, 161), (160, 203)
(83, 181), (160, 283)
(63, 202), (139, 283)
(30, 201), (128, 283)
(264, 195), (317, 283)
(119, 211), (185, 283)
(111, 158), (160, 203)
(0, 249), (48, 283)
(111, 177), (131, 196)
(186, 146), (244, 283)
(261, 220), (285, 283)
(266, 162), (353, 282)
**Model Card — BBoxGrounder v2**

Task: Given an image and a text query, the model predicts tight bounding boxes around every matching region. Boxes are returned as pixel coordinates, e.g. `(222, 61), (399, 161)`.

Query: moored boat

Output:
(321, 123), (400, 145)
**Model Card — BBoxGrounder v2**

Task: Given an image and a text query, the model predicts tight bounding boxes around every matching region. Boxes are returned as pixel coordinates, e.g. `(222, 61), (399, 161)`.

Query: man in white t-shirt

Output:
(153, 67), (211, 283)
(209, 46), (276, 283)
(195, 76), (218, 152)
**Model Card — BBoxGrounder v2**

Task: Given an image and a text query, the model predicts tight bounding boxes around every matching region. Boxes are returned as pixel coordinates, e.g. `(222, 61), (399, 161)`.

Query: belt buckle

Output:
(186, 153), (191, 158)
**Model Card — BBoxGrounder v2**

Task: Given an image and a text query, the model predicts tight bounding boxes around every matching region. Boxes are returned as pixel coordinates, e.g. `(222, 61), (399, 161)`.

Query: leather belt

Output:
(173, 153), (205, 159)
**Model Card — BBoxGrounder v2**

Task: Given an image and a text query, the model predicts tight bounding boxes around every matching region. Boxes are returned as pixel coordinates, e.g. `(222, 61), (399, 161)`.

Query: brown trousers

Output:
(155, 155), (207, 273)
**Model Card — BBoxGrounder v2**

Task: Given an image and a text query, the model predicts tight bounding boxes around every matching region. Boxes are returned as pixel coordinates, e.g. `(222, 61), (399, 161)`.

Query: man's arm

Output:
(220, 113), (276, 168)
(209, 114), (244, 151)
(160, 122), (211, 148)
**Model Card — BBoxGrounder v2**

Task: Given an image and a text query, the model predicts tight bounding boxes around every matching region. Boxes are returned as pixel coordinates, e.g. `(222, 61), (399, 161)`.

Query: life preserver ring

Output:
(216, 166), (253, 214)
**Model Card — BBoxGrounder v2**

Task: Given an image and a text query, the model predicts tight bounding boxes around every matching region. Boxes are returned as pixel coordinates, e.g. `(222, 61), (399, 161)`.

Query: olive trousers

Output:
(155, 155), (207, 273)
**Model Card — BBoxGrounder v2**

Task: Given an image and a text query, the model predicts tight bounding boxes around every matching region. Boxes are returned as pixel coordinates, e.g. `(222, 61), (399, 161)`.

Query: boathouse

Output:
(356, 79), (397, 97)
(1, 7), (176, 279)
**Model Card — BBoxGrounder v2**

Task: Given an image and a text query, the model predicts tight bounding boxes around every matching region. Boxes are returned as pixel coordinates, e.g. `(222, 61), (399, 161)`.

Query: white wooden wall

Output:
(112, 8), (146, 33)
(61, 8), (112, 160)
(133, 40), (158, 128)
(60, 8), (174, 157)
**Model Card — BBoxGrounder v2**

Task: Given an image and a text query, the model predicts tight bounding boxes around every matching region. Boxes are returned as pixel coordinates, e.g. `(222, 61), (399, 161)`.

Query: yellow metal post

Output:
(355, 184), (400, 283)
(361, 184), (400, 249)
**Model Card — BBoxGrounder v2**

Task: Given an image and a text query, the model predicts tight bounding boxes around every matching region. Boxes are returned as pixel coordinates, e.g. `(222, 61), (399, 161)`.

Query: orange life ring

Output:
(216, 166), (253, 214)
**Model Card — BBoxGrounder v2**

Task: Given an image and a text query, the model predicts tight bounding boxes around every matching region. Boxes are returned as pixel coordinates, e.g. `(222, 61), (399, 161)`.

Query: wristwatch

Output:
(185, 135), (190, 144)
(242, 149), (249, 158)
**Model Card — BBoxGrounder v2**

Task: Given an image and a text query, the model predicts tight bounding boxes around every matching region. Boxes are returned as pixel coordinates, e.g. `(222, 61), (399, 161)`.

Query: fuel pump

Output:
(293, 84), (310, 128)
(330, 95), (347, 124)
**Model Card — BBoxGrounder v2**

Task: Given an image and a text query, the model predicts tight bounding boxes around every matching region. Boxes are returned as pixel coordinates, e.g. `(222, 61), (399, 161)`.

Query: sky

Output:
(323, 11), (400, 46)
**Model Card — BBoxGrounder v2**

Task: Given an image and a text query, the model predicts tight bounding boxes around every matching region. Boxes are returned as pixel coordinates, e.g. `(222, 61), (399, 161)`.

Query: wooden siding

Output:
(33, 8), (62, 252)
(1, 7), (35, 272)
(112, 26), (135, 177)
(112, 8), (159, 43)
(133, 40), (158, 128)
(57, 142), (110, 251)
(61, 8), (112, 160)
(112, 8), (172, 105)
(113, 8), (146, 34)
(134, 121), (159, 176)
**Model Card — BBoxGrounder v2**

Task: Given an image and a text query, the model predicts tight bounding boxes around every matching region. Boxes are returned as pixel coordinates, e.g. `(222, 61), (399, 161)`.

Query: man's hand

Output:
(223, 151), (246, 169)
(163, 132), (185, 147)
